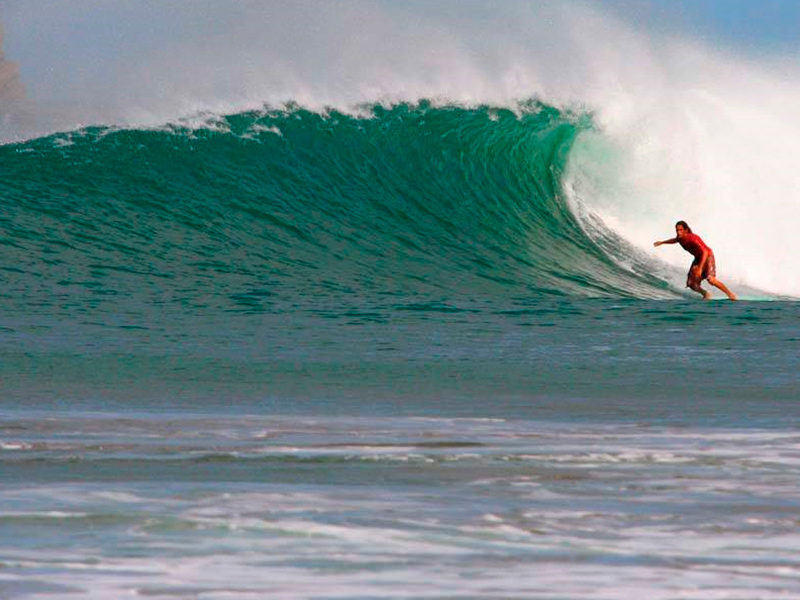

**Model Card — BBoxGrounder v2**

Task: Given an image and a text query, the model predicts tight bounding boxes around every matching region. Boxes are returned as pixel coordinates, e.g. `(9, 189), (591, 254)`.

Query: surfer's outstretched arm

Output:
(653, 238), (678, 247)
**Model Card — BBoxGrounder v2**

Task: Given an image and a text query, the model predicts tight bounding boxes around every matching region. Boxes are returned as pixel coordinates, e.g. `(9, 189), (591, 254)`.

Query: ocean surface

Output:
(2, 103), (799, 599)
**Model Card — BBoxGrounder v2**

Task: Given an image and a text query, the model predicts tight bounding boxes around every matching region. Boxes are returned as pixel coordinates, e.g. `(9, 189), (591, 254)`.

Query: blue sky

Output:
(602, 0), (800, 51)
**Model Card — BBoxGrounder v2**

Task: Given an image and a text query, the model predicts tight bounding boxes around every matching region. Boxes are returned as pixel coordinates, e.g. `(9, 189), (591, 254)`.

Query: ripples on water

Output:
(1, 414), (799, 599)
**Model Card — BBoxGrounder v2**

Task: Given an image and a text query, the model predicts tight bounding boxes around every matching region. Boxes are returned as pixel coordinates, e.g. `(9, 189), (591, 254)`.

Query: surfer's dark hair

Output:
(675, 220), (692, 233)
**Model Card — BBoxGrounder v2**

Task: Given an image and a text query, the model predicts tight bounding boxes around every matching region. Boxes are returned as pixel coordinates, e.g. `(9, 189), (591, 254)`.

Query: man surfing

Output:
(654, 221), (737, 300)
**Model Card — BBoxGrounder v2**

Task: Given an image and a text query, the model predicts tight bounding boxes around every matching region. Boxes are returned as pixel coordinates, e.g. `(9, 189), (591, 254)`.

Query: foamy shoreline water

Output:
(2, 412), (799, 599)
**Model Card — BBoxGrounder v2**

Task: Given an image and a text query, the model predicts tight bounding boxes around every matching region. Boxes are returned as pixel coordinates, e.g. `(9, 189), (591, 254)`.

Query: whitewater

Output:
(1, 2), (800, 599)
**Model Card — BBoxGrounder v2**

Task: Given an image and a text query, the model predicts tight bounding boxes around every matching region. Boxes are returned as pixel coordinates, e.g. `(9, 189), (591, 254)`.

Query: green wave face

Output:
(0, 102), (672, 315)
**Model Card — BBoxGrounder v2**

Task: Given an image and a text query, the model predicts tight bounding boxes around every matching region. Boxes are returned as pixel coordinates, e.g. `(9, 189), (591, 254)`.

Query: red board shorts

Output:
(687, 252), (716, 286)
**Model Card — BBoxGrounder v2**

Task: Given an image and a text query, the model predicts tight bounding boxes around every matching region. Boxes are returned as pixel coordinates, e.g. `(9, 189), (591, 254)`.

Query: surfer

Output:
(654, 221), (737, 300)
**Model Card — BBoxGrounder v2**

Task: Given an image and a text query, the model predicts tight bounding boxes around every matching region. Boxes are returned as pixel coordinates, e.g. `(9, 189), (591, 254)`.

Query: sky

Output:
(3, 1), (800, 86)
(1, 0), (799, 134)
(602, 0), (800, 51)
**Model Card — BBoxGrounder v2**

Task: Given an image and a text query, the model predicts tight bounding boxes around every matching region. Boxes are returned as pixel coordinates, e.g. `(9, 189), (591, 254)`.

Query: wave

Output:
(0, 101), (687, 313)
(4, 2), (799, 302)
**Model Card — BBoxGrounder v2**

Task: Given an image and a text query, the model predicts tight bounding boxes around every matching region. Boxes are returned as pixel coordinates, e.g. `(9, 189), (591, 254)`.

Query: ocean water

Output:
(2, 103), (800, 599)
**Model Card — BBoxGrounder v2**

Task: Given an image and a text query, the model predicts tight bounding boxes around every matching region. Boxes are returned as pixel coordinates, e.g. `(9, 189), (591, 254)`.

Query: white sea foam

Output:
(0, 441), (31, 450)
(1, 416), (799, 599)
(0, 510), (89, 519)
